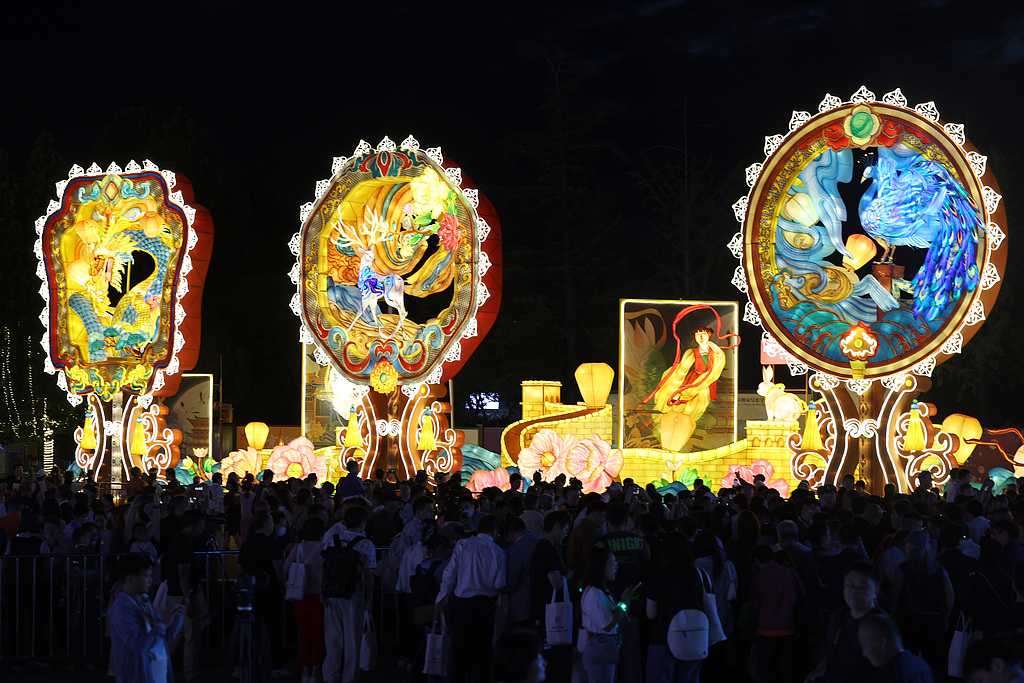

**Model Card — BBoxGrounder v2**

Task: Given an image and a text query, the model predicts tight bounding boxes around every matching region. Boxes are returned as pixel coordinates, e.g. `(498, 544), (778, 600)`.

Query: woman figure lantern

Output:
(640, 306), (738, 451)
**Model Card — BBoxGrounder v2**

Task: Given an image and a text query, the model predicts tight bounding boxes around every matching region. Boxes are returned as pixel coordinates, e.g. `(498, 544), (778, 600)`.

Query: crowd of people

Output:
(3, 459), (1024, 683)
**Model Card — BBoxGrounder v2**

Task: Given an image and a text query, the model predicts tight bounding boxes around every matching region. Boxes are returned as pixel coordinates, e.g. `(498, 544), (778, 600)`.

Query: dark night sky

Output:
(2, 1), (1022, 430)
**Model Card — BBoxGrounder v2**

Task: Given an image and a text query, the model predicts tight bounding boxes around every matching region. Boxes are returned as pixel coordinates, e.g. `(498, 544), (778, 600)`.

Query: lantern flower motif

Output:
(267, 436), (327, 482)
(437, 212), (461, 252)
(664, 458), (686, 476)
(565, 435), (625, 494)
(839, 323), (880, 361)
(678, 468), (700, 489)
(721, 459), (790, 497)
(370, 358), (399, 394)
(842, 104), (881, 147)
(518, 429), (576, 483)
(219, 447), (262, 478)
(410, 167), (448, 219)
(468, 467), (511, 493)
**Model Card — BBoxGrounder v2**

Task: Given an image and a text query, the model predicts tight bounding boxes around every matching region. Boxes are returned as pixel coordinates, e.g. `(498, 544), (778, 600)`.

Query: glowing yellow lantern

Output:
(802, 404), (824, 450)
(781, 193), (820, 228)
(344, 408), (364, 449)
(842, 234), (878, 271)
(80, 411), (96, 451)
(574, 363), (614, 408)
(130, 414), (148, 456)
(244, 421), (269, 450)
(904, 402), (928, 451)
(66, 260), (92, 287)
(140, 211), (163, 238)
(940, 413), (983, 465)
(418, 407), (437, 451)
(660, 413), (696, 452)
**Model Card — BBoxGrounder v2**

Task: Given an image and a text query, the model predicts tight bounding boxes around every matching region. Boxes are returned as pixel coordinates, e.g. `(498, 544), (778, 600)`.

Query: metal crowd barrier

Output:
(0, 547), (391, 663)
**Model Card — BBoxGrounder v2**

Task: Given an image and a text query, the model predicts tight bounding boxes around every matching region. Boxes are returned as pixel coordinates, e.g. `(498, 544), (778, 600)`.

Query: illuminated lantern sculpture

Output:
(842, 234), (878, 272)
(660, 413), (696, 453)
(940, 413), (983, 465)
(37, 161), (213, 482)
(291, 137), (501, 481)
(244, 421), (270, 451)
(575, 363), (614, 409)
(732, 87), (1007, 492)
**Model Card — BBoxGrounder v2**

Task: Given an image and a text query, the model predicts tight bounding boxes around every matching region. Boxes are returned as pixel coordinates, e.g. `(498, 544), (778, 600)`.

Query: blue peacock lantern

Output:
(730, 87), (1007, 493)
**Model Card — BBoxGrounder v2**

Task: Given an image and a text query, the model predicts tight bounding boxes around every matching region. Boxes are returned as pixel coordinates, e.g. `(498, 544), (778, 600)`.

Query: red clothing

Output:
(687, 352), (717, 400)
(293, 597), (326, 666)
(750, 561), (804, 636)
(0, 514), (22, 542)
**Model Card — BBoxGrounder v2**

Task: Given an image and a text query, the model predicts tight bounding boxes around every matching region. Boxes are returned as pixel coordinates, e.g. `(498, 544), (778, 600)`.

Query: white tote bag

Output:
(545, 576), (573, 646)
(698, 568), (726, 645)
(424, 613), (449, 676)
(948, 613), (972, 678)
(285, 544), (306, 601)
(360, 611), (378, 671)
(153, 580), (169, 617)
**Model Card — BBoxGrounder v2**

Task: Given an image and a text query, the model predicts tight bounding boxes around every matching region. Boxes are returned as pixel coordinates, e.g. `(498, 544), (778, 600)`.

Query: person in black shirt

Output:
(162, 509), (204, 681)
(645, 532), (705, 683)
(529, 511), (571, 682)
(858, 613), (933, 683)
(239, 510), (288, 678)
(805, 561), (887, 683)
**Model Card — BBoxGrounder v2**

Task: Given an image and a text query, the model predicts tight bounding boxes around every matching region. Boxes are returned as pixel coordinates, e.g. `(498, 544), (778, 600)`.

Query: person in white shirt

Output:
(518, 493), (544, 537)
(128, 523), (158, 564)
(580, 545), (640, 683)
(401, 496), (436, 546)
(966, 500), (991, 544)
(322, 506), (376, 683)
(205, 473), (225, 514)
(436, 514), (506, 683)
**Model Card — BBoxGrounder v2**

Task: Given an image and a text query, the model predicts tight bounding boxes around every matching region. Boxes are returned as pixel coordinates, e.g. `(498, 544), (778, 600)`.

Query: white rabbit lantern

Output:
(757, 366), (805, 422)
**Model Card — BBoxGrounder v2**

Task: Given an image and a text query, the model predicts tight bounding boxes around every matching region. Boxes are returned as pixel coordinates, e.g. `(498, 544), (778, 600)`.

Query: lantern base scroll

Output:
(338, 382), (463, 483)
(789, 374), (958, 493)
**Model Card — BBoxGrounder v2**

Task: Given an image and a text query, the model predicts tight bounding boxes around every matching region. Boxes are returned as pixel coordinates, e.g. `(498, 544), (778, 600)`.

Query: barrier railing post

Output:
(0, 549), (246, 664)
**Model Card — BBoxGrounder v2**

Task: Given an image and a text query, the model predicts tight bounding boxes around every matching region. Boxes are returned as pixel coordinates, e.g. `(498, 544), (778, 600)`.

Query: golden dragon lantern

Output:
(36, 161), (213, 482)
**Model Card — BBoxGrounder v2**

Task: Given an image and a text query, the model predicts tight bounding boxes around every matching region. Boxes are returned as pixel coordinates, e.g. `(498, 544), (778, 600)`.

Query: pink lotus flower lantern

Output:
(517, 429), (577, 483)
(468, 467), (511, 493)
(721, 458), (790, 497)
(267, 436), (327, 482)
(219, 447), (262, 478)
(566, 435), (624, 494)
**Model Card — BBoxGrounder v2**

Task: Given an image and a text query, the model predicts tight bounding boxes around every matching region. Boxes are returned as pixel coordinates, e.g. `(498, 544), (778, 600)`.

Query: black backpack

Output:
(410, 557), (445, 607)
(321, 534), (364, 598)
